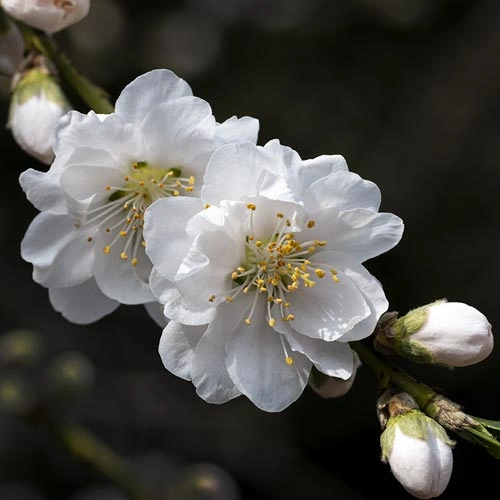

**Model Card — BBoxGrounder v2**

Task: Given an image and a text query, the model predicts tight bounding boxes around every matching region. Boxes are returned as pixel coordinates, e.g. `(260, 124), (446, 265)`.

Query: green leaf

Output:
(471, 417), (500, 438)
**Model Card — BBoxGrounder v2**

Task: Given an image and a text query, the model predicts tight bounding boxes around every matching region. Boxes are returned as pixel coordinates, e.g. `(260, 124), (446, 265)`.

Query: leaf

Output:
(471, 417), (500, 438)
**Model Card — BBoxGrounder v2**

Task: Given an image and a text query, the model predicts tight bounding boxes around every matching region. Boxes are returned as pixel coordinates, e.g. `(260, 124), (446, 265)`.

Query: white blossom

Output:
(1, 0), (90, 34)
(144, 140), (403, 411)
(381, 409), (454, 499)
(9, 65), (70, 164)
(19, 69), (259, 324)
(380, 300), (494, 367)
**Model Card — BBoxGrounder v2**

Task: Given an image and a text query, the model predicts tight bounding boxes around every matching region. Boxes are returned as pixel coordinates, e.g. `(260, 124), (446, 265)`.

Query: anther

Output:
(120, 252), (128, 260)
(247, 203), (256, 211)
(131, 258), (138, 267)
(268, 318), (276, 327)
(285, 357), (294, 366)
(208, 294), (216, 302)
(245, 318), (252, 326)
(307, 220), (316, 228)
(103, 246), (111, 254)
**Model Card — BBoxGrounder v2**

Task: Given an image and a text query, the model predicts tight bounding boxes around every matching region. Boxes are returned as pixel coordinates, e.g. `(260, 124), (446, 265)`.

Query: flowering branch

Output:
(351, 338), (500, 460)
(15, 22), (113, 113)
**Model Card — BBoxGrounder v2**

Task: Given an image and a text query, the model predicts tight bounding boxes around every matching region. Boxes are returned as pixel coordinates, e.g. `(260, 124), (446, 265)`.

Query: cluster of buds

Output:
(378, 391), (455, 499)
(373, 299), (494, 497)
(375, 299), (494, 368)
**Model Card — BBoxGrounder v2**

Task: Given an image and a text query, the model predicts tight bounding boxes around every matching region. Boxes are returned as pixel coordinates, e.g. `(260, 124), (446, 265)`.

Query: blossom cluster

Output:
(19, 68), (404, 412)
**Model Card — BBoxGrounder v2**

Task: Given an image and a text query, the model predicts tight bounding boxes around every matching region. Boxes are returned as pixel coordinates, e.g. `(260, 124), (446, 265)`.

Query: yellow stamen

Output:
(285, 357), (294, 366)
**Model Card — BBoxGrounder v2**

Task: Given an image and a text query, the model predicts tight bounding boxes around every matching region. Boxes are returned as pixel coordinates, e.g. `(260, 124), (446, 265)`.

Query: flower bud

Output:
(309, 352), (361, 398)
(379, 392), (454, 499)
(8, 54), (71, 164)
(1, 0), (90, 34)
(0, 11), (24, 76)
(375, 299), (494, 367)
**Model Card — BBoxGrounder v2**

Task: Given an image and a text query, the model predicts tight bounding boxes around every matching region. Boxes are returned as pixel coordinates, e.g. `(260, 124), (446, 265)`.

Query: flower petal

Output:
(93, 231), (154, 304)
(115, 69), (193, 123)
(49, 279), (119, 324)
(328, 251), (389, 342)
(306, 207), (404, 262)
(143, 301), (168, 328)
(144, 197), (204, 281)
(149, 268), (215, 325)
(304, 170), (382, 212)
(21, 212), (80, 268)
(223, 298), (311, 412)
(215, 116), (259, 146)
(276, 266), (370, 341)
(139, 96), (216, 174)
(159, 321), (206, 380)
(191, 320), (241, 404)
(284, 328), (354, 378)
(201, 142), (298, 205)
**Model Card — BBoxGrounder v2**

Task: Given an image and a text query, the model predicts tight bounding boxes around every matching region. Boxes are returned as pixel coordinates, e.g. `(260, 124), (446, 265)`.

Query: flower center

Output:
(85, 161), (195, 267)
(208, 203), (339, 365)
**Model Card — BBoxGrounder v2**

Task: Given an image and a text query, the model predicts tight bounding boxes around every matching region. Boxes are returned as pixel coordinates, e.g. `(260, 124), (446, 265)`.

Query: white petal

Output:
(30, 231), (94, 288)
(19, 151), (71, 214)
(144, 301), (168, 328)
(159, 321), (206, 380)
(302, 154), (348, 174)
(59, 158), (124, 204)
(49, 279), (119, 325)
(278, 267), (370, 341)
(143, 197), (204, 281)
(93, 231), (154, 304)
(54, 112), (140, 161)
(191, 321), (241, 404)
(323, 251), (389, 342)
(215, 116), (259, 146)
(149, 269), (215, 325)
(139, 96), (216, 172)
(304, 170), (381, 212)
(223, 298), (311, 412)
(21, 212), (79, 268)
(115, 69), (193, 123)
(201, 142), (298, 205)
(285, 328), (354, 378)
(307, 207), (404, 262)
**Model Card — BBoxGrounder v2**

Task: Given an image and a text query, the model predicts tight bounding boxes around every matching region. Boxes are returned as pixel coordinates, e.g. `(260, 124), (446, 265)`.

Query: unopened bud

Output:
(309, 352), (361, 398)
(1, 0), (90, 34)
(0, 11), (24, 76)
(375, 299), (494, 367)
(379, 392), (454, 499)
(8, 54), (71, 164)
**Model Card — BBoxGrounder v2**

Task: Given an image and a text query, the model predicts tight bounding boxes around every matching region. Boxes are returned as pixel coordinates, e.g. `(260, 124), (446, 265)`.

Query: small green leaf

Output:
(471, 417), (500, 438)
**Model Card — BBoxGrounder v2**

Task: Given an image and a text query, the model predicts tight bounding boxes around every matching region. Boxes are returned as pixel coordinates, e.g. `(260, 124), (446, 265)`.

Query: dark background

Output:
(1, 0), (500, 499)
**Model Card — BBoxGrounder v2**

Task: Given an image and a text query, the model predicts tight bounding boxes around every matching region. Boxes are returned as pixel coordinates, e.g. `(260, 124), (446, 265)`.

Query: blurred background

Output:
(1, 0), (500, 498)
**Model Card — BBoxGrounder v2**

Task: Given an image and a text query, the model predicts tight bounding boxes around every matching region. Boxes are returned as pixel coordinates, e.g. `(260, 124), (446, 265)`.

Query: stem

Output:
(16, 22), (114, 113)
(40, 418), (161, 500)
(352, 340), (500, 459)
(351, 340), (438, 415)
